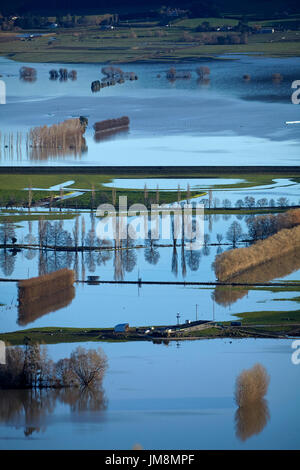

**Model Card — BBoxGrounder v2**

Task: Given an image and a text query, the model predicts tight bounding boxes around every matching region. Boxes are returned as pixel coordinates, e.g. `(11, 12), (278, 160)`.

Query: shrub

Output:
(235, 363), (270, 407)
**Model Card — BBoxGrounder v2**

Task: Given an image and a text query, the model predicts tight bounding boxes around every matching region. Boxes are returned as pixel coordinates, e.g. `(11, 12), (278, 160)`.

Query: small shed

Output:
(114, 323), (129, 333)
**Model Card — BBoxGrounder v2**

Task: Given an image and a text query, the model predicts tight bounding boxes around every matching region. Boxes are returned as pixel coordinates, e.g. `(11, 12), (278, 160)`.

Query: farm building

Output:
(114, 323), (129, 333)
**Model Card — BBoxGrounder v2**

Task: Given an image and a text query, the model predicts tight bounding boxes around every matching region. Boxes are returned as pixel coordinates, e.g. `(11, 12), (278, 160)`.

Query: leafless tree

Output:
(235, 363), (270, 407)
(69, 347), (107, 388)
(226, 221), (242, 246)
(156, 185), (160, 204)
(81, 217), (85, 248)
(216, 233), (223, 244)
(73, 216), (79, 251)
(0, 218), (15, 245)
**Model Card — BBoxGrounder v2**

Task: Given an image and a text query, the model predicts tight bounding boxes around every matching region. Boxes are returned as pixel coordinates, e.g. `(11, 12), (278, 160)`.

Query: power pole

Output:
(176, 312), (181, 326)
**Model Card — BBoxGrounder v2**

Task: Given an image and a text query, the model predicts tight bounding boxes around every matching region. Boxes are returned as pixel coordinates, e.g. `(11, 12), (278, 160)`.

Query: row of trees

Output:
(200, 192), (293, 209)
(0, 344), (107, 390)
(247, 208), (300, 240)
(0, 386), (107, 437)
(49, 69), (77, 81)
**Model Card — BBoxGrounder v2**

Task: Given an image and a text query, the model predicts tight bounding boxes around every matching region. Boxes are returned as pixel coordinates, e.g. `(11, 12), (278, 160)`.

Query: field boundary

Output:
(0, 166), (300, 176)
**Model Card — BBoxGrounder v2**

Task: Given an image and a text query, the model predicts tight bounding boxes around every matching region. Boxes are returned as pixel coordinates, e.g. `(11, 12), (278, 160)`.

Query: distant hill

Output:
(1, 0), (300, 18)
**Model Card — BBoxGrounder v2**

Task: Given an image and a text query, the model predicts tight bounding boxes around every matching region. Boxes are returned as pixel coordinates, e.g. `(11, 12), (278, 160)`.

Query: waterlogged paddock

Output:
(0, 339), (299, 450)
(0, 55), (300, 166)
(0, 281), (299, 332)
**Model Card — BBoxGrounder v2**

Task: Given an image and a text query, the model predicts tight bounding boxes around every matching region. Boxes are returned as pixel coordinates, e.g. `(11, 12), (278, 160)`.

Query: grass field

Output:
(0, 16), (299, 63)
(0, 170), (299, 209)
(1, 311), (299, 345)
(234, 309), (300, 324)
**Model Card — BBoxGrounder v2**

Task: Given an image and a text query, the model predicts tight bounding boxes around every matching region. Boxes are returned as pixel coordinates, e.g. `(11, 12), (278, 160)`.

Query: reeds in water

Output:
(214, 224), (300, 281)
(29, 118), (87, 159)
(18, 268), (75, 305)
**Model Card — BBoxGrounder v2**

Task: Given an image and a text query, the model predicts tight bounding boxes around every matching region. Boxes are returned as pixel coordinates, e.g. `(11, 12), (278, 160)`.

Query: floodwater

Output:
(1, 202), (300, 331)
(0, 55), (300, 166)
(1, 53), (300, 451)
(0, 339), (299, 450)
(1, 280), (300, 332)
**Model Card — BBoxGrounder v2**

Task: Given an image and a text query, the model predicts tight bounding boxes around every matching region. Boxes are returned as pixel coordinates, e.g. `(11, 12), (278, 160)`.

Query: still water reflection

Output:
(0, 339), (298, 449)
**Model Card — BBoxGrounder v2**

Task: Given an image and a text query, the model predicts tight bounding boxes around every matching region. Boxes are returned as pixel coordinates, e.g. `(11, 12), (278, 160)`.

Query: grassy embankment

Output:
(0, 15), (299, 63)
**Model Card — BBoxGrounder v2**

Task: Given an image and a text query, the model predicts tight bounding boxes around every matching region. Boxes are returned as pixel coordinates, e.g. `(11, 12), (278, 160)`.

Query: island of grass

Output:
(1, 309), (300, 346)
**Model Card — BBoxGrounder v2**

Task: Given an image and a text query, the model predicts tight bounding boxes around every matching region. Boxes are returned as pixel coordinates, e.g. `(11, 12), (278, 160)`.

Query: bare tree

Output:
(144, 184), (148, 205)
(112, 188), (117, 206)
(235, 199), (244, 208)
(244, 196), (255, 208)
(226, 221), (242, 247)
(256, 198), (268, 207)
(73, 216), (79, 251)
(0, 218), (15, 245)
(156, 184), (160, 204)
(186, 183), (191, 203)
(216, 233), (223, 244)
(177, 184), (181, 203)
(69, 346), (107, 387)
(28, 183), (33, 210)
(223, 198), (231, 208)
(235, 363), (270, 407)
(91, 183), (95, 211)
(277, 197), (289, 207)
(81, 217), (85, 248)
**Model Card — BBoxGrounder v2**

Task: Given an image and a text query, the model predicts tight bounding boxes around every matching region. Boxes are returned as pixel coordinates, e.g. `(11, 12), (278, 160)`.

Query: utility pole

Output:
(176, 312), (181, 326)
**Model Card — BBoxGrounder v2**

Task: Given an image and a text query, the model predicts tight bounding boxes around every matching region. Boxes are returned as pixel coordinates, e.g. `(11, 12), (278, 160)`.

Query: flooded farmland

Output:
(0, 50), (300, 451)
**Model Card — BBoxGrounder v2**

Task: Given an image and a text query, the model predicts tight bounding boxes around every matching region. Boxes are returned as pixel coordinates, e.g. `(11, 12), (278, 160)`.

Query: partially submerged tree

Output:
(0, 344), (107, 390)
(234, 363), (270, 441)
(226, 221), (243, 247)
(235, 363), (270, 407)
(0, 218), (15, 246)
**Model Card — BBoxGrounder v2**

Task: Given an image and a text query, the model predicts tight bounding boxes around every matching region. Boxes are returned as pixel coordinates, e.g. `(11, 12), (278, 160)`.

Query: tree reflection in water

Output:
(235, 399), (270, 442)
(0, 385), (107, 437)
(213, 248), (300, 307)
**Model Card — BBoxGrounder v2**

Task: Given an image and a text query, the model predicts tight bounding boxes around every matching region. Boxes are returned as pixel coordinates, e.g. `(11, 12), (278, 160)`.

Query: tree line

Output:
(0, 343), (107, 390)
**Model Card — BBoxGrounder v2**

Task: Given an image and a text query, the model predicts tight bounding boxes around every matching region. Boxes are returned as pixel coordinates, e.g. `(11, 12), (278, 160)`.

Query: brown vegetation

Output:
(166, 67), (191, 80)
(93, 127), (129, 142)
(214, 224), (300, 281)
(213, 248), (300, 306)
(212, 286), (249, 306)
(235, 398), (270, 441)
(18, 286), (75, 326)
(19, 66), (37, 82)
(247, 208), (300, 240)
(93, 116), (130, 134)
(0, 344), (107, 390)
(18, 268), (74, 306)
(235, 363), (270, 407)
(90, 67), (138, 92)
(234, 364), (270, 441)
(196, 66), (210, 79)
(226, 248), (300, 285)
(29, 118), (87, 159)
